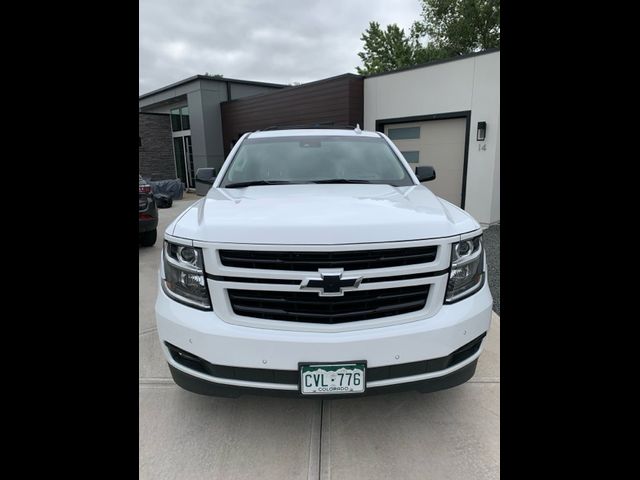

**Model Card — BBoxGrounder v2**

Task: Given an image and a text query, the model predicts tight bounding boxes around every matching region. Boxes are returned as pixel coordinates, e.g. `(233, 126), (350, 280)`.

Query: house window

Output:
(181, 106), (190, 130)
(171, 106), (190, 131)
(170, 108), (182, 131)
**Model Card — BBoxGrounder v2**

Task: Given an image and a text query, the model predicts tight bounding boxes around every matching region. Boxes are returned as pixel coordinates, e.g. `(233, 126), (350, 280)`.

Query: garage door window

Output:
(388, 127), (420, 140)
(401, 151), (420, 163)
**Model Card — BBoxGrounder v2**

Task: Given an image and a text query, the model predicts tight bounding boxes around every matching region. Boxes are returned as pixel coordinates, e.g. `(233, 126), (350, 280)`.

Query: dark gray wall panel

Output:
(139, 113), (176, 180)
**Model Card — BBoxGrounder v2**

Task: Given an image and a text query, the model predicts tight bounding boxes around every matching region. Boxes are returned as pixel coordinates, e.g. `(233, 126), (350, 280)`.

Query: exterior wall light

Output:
(476, 122), (487, 141)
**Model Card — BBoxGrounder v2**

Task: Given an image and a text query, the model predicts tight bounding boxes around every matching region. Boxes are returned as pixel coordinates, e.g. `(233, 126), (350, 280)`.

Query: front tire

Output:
(139, 229), (157, 247)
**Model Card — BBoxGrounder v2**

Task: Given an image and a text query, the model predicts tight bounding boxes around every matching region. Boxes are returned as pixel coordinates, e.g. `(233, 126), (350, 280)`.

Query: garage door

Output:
(385, 118), (466, 207)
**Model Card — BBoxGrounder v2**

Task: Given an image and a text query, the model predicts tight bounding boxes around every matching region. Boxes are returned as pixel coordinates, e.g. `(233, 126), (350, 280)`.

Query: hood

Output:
(170, 184), (479, 244)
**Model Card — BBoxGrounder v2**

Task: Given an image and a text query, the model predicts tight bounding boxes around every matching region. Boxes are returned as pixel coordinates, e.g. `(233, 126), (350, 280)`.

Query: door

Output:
(173, 137), (187, 187)
(184, 136), (195, 189)
(385, 118), (467, 207)
(172, 135), (195, 189)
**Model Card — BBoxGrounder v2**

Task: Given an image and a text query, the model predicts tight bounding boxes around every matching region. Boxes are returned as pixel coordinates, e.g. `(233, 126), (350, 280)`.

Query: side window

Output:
(170, 108), (182, 131)
(180, 107), (190, 130)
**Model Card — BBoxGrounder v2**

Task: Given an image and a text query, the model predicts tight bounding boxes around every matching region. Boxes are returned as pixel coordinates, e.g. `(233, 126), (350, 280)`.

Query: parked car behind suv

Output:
(155, 127), (492, 397)
(139, 175), (158, 246)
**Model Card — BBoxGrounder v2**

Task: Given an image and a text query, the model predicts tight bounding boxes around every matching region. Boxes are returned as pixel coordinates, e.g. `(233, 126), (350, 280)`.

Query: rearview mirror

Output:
(195, 168), (217, 195)
(415, 166), (436, 182)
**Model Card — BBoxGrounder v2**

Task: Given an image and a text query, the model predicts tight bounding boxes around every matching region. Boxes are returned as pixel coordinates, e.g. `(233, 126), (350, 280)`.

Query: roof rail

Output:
(260, 124), (358, 131)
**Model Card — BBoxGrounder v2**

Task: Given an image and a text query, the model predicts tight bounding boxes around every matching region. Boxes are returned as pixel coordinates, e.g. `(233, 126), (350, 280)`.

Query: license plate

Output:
(300, 363), (366, 395)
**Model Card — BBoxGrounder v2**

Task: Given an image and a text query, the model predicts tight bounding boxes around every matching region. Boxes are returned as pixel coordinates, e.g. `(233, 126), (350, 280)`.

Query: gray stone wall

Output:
(139, 113), (176, 180)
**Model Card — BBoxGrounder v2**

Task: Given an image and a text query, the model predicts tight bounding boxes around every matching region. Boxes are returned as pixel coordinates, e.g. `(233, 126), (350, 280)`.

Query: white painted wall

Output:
(491, 114), (500, 224)
(364, 51), (500, 226)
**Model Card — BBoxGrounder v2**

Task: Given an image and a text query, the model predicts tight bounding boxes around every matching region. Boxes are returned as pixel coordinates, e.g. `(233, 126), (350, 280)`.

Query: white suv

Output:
(155, 127), (492, 397)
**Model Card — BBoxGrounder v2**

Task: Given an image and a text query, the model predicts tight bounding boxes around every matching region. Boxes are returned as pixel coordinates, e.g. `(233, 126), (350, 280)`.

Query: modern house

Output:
(139, 49), (499, 226)
(139, 75), (285, 188)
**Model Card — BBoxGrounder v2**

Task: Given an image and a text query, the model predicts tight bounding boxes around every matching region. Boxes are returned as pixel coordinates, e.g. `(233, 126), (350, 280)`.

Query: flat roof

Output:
(221, 73), (362, 105)
(365, 48), (499, 79)
(139, 75), (287, 100)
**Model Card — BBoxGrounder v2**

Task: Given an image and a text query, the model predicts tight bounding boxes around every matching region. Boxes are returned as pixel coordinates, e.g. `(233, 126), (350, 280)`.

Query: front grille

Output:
(219, 246), (438, 271)
(227, 284), (430, 324)
(165, 333), (485, 385)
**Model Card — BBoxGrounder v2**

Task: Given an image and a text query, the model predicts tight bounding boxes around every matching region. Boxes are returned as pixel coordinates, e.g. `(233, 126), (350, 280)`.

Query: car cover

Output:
(154, 193), (173, 208)
(147, 179), (184, 200)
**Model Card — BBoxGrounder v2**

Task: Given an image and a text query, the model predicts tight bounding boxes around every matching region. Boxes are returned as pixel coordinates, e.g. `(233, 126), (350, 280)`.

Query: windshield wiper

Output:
(224, 179), (372, 188)
(311, 179), (372, 184)
(223, 180), (306, 188)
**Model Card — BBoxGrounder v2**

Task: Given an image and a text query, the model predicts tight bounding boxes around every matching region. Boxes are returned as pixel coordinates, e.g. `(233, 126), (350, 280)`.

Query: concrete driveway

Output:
(139, 195), (500, 480)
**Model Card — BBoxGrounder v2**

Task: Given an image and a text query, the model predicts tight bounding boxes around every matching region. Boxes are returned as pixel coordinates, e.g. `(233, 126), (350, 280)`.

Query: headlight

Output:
(445, 234), (485, 303)
(161, 241), (212, 310)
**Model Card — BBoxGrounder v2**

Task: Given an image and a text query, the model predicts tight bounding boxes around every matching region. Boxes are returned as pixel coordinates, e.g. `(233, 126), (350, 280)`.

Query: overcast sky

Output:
(139, 0), (423, 95)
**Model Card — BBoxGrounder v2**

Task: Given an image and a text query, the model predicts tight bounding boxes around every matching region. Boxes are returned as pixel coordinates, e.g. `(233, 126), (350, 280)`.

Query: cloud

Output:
(162, 41), (189, 61)
(139, 0), (423, 94)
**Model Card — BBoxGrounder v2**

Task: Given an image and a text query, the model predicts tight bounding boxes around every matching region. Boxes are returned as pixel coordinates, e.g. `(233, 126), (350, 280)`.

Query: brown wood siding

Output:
(221, 74), (364, 156)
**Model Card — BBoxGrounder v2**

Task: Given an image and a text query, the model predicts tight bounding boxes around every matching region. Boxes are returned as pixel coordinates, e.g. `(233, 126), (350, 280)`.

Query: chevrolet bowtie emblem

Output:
(300, 269), (363, 297)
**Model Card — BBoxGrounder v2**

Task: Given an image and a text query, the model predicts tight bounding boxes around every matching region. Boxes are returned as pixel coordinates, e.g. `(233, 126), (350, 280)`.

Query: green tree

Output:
(356, 22), (418, 75)
(420, 0), (500, 54)
(356, 0), (500, 75)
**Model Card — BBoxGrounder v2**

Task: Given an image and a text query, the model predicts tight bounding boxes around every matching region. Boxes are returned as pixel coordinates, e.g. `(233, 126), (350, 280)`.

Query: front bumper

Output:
(155, 277), (492, 397)
(167, 357), (479, 398)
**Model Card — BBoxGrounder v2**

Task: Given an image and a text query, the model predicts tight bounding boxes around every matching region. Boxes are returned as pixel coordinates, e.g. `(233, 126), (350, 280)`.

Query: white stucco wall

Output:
(364, 51), (500, 226)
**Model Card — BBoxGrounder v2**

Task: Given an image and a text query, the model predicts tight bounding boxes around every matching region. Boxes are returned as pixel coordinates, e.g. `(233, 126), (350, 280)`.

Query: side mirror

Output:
(195, 168), (217, 196)
(415, 166), (436, 182)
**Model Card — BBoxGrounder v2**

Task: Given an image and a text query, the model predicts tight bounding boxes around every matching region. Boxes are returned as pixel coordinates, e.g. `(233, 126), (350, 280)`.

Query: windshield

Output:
(219, 135), (414, 187)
